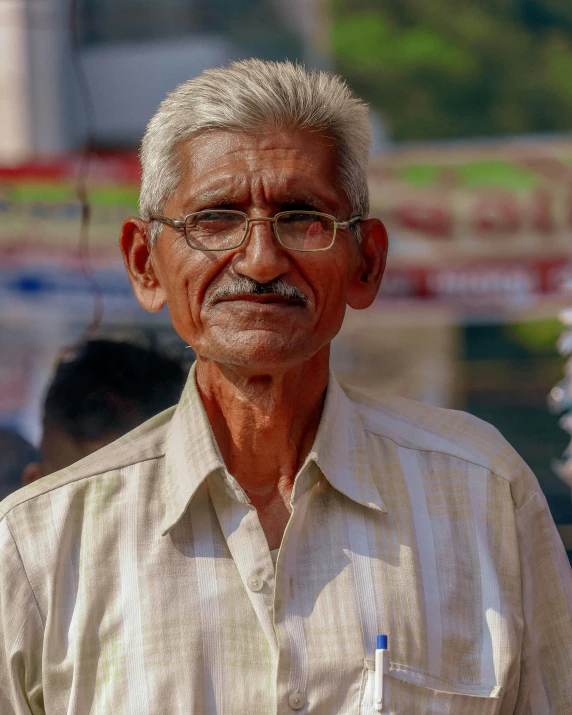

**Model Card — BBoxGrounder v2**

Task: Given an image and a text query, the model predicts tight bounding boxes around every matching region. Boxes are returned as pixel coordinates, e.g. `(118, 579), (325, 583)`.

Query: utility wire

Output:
(69, 0), (104, 340)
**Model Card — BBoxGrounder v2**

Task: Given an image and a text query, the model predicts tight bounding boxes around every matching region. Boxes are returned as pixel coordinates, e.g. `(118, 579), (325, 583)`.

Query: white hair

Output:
(139, 59), (371, 245)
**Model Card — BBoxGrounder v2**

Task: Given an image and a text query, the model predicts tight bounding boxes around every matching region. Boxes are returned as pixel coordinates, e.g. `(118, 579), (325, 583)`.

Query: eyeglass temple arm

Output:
(337, 216), (363, 228)
(149, 215), (185, 229)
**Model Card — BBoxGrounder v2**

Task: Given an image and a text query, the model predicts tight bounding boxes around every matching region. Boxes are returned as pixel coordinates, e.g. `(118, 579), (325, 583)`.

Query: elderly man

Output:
(1, 60), (571, 715)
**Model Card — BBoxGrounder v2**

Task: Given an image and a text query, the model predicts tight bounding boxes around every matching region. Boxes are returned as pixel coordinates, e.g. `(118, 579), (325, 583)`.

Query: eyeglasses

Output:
(149, 209), (362, 252)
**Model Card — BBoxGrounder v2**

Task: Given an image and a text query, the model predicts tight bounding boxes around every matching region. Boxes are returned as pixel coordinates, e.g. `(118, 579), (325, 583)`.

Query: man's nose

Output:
(231, 217), (290, 283)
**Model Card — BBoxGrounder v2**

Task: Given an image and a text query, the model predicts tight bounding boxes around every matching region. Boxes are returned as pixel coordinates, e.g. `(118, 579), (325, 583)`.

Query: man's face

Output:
(127, 128), (385, 371)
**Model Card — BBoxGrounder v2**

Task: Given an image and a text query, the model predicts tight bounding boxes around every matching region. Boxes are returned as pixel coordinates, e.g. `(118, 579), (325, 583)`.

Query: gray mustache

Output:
(210, 277), (309, 306)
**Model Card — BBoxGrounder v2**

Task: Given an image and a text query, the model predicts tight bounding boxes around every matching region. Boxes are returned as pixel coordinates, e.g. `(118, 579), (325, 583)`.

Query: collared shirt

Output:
(1, 366), (571, 715)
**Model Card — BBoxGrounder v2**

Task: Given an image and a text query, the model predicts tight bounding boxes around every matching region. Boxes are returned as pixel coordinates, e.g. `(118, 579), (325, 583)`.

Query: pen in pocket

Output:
(374, 634), (388, 712)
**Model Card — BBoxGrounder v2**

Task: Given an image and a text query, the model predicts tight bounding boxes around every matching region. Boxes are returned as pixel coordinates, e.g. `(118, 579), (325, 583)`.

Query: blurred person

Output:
(0, 429), (38, 500)
(0, 60), (570, 714)
(22, 339), (187, 483)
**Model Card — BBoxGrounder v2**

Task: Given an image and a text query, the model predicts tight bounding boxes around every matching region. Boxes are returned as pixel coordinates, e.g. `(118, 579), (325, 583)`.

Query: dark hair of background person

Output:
(21, 339), (188, 486)
(44, 339), (187, 443)
(0, 429), (39, 501)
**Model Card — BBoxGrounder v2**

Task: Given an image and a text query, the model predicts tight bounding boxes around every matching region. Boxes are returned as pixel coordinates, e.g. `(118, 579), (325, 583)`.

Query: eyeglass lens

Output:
(183, 211), (336, 251)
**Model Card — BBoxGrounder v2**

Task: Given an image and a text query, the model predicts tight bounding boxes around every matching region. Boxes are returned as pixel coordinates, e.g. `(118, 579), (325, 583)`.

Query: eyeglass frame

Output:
(148, 209), (363, 252)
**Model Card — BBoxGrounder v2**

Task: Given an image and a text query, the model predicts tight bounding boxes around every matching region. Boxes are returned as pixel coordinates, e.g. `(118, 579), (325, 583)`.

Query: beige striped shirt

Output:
(1, 366), (571, 714)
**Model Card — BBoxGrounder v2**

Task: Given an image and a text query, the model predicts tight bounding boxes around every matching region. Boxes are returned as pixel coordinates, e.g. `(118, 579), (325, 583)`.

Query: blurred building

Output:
(0, 0), (331, 161)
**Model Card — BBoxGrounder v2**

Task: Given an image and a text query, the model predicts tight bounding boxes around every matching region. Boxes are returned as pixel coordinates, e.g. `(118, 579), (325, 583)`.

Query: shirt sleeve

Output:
(0, 517), (44, 715)
(512, 489), (572, 714)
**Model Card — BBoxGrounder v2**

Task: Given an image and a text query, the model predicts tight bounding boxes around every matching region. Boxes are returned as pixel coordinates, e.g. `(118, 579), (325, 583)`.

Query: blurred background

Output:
(2, 0), (572, 556)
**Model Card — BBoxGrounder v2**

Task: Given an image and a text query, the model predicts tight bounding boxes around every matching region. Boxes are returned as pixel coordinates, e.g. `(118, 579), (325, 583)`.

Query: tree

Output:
(331, 0), (572, 140)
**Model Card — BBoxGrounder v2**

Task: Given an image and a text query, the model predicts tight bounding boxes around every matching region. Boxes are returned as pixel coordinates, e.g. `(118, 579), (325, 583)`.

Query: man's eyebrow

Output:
(182, 189), (338, 213)
(183, 190), (237, 210)
(281, 191), (331, 209)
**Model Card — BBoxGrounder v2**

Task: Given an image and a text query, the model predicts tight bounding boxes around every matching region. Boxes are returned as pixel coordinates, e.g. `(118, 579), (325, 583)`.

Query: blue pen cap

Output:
(377, 634), (388, 650)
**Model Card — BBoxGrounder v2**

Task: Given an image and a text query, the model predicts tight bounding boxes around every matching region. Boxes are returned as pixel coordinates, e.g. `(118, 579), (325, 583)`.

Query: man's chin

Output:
(196, 336), (317, 372)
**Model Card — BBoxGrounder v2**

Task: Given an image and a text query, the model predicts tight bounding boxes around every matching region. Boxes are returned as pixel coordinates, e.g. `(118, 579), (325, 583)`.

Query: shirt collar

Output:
(307, 369), (387, 514)
(162, 363), (224, 535)
(162, 364), (387, 534)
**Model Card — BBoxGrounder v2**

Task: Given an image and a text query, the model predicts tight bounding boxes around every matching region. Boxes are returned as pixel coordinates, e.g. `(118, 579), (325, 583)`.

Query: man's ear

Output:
(119, 218), (167, 313)
(346, 218), (388, 310)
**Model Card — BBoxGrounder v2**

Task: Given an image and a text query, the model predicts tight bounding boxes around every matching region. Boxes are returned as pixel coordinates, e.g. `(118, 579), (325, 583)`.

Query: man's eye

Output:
(190, 211), (242, 224)
(281, 212), (316, 223)
(199, 211), (231, 222)
(280, 212), (330, 227)
(186, 211), (245, 234)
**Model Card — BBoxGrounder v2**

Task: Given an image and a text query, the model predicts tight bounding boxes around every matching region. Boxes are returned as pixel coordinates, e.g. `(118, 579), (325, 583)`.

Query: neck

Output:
(195, 348), (329, 507)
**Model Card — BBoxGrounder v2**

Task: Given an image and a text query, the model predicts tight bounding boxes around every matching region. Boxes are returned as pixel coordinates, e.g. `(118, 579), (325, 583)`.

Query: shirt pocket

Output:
(359, 662), (502, 715)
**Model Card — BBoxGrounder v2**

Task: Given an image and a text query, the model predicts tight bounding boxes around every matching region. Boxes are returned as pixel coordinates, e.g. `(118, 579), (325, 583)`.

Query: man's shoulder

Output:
(0, 406), (175, 521)
(342, 383), (524, 485)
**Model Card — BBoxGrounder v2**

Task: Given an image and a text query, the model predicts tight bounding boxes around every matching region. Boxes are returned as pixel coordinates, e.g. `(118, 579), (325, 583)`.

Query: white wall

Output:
(0, 1), (31, 162)
(80, 36), (239, 146)
(24, 0), (70, 155)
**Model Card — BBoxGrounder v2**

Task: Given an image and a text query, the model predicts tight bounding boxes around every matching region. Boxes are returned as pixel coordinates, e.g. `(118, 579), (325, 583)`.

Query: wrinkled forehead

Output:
(168, 128), (348, 212)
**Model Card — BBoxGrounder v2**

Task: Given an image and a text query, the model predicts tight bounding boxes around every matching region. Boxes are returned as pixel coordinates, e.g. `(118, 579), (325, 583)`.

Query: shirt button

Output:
(247, 575), (264, 592)
(288, 690), (306, 710)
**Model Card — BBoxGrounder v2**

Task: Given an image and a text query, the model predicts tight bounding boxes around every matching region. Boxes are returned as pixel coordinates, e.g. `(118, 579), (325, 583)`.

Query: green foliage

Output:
(509, 320), (563, 353)
(332, 0), (572, 140)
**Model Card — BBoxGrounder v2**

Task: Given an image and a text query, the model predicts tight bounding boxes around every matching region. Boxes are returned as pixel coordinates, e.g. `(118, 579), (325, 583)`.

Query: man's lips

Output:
(213, 293), (306, 306)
